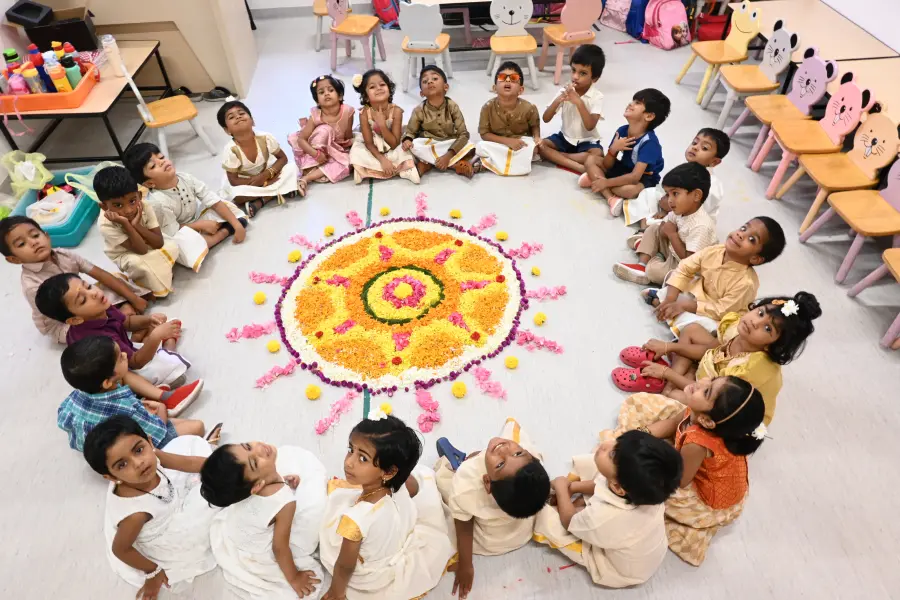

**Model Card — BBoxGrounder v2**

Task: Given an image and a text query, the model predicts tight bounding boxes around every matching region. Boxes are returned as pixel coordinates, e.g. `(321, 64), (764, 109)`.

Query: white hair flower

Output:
(781, 299), (799, 317)
(352, 73), (363, 88)
(368, 407), (388, 421)
(750, 424), (767, 440)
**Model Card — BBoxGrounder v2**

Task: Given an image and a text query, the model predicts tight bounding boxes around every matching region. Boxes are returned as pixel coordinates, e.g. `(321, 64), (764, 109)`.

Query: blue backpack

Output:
(626, 0), (651, 38)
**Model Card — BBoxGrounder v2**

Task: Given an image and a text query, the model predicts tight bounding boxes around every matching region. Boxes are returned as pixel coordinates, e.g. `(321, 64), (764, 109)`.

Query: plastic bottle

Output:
(48, 65), (73, 92)
(21, 63), (45, 93)
(7, 73), (30, 95)
(27, 45), (55, 93)
(60, 56), (82, 88)
(0, 70), (8, 95)
(62, 42), (77, 60)
(100, 34), (124, 77)
(51, 41), (64, 59)
(3, 49), (21, 72)
(42, 51), (58, 69)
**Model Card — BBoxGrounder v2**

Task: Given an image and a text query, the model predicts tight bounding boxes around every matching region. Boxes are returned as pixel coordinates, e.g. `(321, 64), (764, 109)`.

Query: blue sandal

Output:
(437, 438), (466, 470)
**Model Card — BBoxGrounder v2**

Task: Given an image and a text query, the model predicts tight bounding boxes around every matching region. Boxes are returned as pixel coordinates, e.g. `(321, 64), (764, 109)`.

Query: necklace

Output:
(124, 470), (175, 504)
(356, 486), (389, 504)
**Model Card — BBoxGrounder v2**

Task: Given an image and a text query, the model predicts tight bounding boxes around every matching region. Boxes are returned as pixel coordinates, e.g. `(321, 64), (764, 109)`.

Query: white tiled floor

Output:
(2, 15), (899, 600)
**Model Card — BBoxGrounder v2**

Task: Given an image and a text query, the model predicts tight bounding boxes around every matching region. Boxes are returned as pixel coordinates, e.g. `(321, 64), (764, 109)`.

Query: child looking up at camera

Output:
(533, 430), (682, 587)
(289, 74), (355, 194)
(434, 418), (550, 599)
(538, 44), (606, 174)
(84, 415), (218, 600)
(200, 441), (328, 599)
(614, 162), (717, 286)
(319, 411), (454, 600)
(476, 61), (542, 177)
(1, 216), (151, 344)
(401, 65), (477, 178)
(349, 69), (419, 184)
(218, 100), (299, 217)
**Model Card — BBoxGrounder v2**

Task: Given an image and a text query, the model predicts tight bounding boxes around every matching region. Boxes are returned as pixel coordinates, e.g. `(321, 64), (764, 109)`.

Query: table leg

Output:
(153, 48), (173, 93)
(102, 114), (126, 159)
(0, 119), (20, 151)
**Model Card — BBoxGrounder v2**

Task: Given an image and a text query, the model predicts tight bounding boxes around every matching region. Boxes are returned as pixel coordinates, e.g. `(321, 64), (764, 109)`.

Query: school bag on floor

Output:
(599, 0), (631, 32)
(643, 0), (691, 49)
(626, 0), (651, 38)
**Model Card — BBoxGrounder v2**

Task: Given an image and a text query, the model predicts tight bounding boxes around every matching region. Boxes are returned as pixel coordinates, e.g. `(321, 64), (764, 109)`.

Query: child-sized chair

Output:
(874, 249), (900, 349)
(315, 0), (351, 51)
(675, 0), (761, 104)
(730, 47), (838, 167)
(799, 158), (900, 288)
(778, 110), (899, 232)
(399, 3), (452, 92)
(752, 72), (875, 203)
(486, 0), (540, 90)
(537, 0), (601, 85)
(701, 19), (799, 129)
(327, 0), (385, 72)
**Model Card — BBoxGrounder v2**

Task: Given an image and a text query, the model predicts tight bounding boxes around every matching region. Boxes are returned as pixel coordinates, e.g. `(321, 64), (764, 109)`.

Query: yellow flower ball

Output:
(380, 207), (390, 216)
(324, 225), (335, 236)
(379, 402), (393, 415)
(449, 209), (462, 219)
(496, 231), (509, 241)
(504, 356), (519, 369)
(253, 291), (267, 305)
(266, 340), (281, 353)
(451, 382), (467, 398)
(288, 249), (302, 263)
(531, 266), (541, 276)
(306, 385), (321, 400)
(534, 312), (547, 326)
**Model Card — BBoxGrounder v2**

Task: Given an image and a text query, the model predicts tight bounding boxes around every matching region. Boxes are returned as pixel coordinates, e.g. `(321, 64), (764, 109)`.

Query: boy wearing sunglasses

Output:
(475, 62), (542, 176)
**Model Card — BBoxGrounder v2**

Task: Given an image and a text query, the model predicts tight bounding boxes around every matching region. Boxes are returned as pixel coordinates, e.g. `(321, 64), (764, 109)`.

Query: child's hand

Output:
(378, 156), (396, 177)
(322, 587), (347, 600)
(655, 300), (685, 322)
(401, 139), (413, 152)
(130, 201), (144, 227)
(610, 133), (636, 155)
(290, 570), (321, 598)
(142, 400), (167, 419)
(194, 221), (221, 235)
(552, 476), (571, 497)
(642, 339), (669, 358)
(132, 296), (149, 314)
(590, 177), (608, 194)
(640, 360), (669, 380)
(232, 223), (246, 244)
(505, 138), (526, 151)
(151, 319), (181, 341)
(564, 84), (580, 104)
(316, 148), (329, 165)
(104, 210), (129, 225)
(435, 153), (452, 171)
(450, 560), (475, 599)
(284, 474), (301, 489)
(137, 569), (169, 600)
(660, 221), (678, 238)
(150, 313), (168, 326)
(533, 139), (542, 158)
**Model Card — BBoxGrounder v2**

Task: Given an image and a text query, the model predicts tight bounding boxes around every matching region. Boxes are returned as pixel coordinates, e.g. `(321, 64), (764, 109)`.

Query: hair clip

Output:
(311, 75), (328, 89)
(771, 299), (786, 306)
(750, 423), (767, 440)
(352, 73), (363, 87)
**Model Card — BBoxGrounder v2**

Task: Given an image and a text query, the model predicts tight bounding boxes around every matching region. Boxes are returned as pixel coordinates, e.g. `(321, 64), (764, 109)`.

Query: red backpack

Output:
(372, 0), (399, 26)
(642, 0), (691, 50)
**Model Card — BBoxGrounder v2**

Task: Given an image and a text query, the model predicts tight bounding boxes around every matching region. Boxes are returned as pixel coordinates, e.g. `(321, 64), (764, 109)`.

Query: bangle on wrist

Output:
(145, 566), (162, 580)
(636, 426), (650, 434)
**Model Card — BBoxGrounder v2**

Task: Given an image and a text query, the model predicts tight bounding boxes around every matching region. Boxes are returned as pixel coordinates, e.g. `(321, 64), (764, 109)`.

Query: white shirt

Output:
(553, 86), (604, 145)
(706, 169), (724, 220)
(665, 206), (718, 253)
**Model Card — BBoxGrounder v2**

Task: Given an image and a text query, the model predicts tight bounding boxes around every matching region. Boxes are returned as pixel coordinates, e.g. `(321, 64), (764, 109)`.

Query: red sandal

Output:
(619, 346), (667, 368)
(611, 367), (665, 393)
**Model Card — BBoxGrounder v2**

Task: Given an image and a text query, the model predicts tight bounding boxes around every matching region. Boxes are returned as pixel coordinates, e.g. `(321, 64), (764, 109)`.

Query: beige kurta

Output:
(146, 172), (245, 238)
(435, 418), (542, 555)
(664, 244), (759, 321)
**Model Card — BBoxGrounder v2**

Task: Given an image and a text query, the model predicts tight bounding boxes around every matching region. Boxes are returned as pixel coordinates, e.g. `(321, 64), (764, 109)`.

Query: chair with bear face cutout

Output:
(327, 0), (385, 72)
(399, 3), (453, 93)
(537, 0), (601, 86)
(486, 0), (540, 90)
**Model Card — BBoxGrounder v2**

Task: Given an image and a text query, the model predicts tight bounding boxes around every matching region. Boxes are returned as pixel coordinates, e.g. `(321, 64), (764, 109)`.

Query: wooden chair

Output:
(315, 0), (351, 52)
(675, 0), (761, 104)
(327, 0), (385, 72)
(399, 3), (453, 92)
(730, 47), (838, 168)
(751, 72), (875, 203)
(701, 19), (798, 129)
(537, 0), (601, 85)
(486, 0), (540, 90)
(799, 158), (900, 289)
(876, 249), (900, 349)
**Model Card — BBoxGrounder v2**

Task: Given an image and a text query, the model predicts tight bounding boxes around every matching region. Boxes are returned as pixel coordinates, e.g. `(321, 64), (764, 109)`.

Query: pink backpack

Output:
(599, 0), (631, 32)
(642, 0), (691, 50)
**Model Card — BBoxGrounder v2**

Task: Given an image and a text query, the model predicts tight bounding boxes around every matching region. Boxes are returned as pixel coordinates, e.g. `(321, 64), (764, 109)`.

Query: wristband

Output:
(145, 566), (162, 580)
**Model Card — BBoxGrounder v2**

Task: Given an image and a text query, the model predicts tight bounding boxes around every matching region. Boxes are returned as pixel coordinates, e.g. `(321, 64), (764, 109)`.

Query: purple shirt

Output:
(65, 305), (136, 357)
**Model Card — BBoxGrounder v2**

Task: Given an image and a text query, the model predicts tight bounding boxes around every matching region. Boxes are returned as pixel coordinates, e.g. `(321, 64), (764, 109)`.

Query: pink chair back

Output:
(818, 72), (876, 146)
(847, 109), (900, 180)
(881, 159), (900, 212)
(560, 0), (602, 40)
(327, 0), (350, 26)
(786, 47), (837, 115)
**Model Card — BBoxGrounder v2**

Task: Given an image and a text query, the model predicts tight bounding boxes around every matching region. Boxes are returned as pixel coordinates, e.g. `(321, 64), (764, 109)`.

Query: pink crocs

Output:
(611, 367), (665, 393)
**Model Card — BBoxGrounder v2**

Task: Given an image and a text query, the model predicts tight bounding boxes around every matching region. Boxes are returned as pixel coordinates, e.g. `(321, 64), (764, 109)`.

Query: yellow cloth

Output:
(664, 244), (759, 321)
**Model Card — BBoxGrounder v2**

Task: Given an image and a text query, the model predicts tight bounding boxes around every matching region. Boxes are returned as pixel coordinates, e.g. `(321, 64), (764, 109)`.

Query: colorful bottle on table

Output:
(51, 41), (64, 59)
(60, 56), (82, 88)
(100, 34), (124, 77)
(0, 70), (8, 94)
(3, 49), (21, 72)
(20, 63), (46, 93)
(62, 42), (77, 59)
(27, 44), (56, 93)
(48, 65), (73, 92)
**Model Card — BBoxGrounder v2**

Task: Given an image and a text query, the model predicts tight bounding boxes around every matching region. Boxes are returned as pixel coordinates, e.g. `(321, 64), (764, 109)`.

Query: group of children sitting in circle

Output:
(0, 39), (827, 599)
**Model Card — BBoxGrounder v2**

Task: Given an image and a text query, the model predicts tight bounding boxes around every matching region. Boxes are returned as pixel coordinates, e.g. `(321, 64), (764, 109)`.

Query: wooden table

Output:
(0, 40), (173, 164)
(831, 57), (900, 123)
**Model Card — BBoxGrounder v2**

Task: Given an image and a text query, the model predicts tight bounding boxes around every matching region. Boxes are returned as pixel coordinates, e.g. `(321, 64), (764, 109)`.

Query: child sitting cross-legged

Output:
(580, 89), (671, 212)
(58, 337), (207, 452)
(84, 415), (219, 599)
(644, 217), (787, 338)
(434, 417), (550, 599)
(319, 411), (455, 600)
(401, 65), (477, 178)
(37, 273), (191, 388)
(533, 431), (682, 587)
(1, 216), (151, 344)
(538, 44), (606, 174)
(614, 162), (717, 286)
(289, 74), (355, 195)
(124, 143), (248, 256)
(476, 61), (542, 177)
(219, 100), (300, 217)
(199, 440), (328, 599)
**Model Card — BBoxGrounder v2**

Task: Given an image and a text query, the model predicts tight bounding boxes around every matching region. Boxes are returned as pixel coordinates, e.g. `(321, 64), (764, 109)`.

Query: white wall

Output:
(249, 0), (315, 9)
(823, 0), (900, 52)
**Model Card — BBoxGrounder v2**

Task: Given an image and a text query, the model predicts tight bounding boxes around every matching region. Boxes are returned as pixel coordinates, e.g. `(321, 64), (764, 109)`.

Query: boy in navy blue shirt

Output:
(581, 89), (670, 216)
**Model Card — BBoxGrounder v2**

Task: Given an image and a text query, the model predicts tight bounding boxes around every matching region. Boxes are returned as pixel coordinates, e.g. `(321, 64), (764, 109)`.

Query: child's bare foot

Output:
(454, 160), (474, 179)
(297, 178), (309, 198)
(416, 161), (432, 177)
(163, 338), (178, 351)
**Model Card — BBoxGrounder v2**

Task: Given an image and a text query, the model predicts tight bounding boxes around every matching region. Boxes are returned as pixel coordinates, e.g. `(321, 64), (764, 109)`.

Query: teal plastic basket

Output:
(10, 166), (99, 248)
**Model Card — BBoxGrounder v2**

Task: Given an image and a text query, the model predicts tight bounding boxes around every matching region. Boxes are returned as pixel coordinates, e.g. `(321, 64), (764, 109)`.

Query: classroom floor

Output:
(2, 15), (899, 600)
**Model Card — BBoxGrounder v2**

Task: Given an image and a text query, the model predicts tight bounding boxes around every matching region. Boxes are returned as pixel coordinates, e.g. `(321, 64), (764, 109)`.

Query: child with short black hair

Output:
(476, 61), (542, 176)
(94, 166), (181, 298)
(288, 74), (355, 194)
(319, 412), (454, 599)
(1, 215), (152, 344)
(401, 65), (477, 178)
(539, 44), (606, 173)
(84, 415), (218, 598)
(59, 337), (206, 452)
(533, 430), (682, 587)
(218, 100), (299, 217)
(581, 88), (671, 209)
(199, 441), (327, 599)
(350, 69), (419, 184)
(434, 417), (550, 599)
(614, 162), (717, 286)
(124, 142), (247, 251)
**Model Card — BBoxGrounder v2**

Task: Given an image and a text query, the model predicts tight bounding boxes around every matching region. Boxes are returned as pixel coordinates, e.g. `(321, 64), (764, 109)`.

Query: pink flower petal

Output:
(334, 320), (356, 334)
(226, 321), (277, 342)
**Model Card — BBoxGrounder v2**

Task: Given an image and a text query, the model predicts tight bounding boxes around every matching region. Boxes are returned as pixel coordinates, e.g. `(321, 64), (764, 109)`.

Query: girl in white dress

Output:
(319, 411), (455, 600)
(83, 415), (218, 600)
(200, 441), (328, 599)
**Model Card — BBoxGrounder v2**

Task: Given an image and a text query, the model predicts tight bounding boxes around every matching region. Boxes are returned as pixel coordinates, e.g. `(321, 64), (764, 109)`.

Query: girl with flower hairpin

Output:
(614, 292), (821, 425)
(319, 411), (454, 600)
(288, 75), (355, 196)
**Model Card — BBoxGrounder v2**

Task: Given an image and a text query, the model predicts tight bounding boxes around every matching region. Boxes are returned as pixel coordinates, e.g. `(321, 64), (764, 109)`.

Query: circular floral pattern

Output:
(276, 218), (527, 394)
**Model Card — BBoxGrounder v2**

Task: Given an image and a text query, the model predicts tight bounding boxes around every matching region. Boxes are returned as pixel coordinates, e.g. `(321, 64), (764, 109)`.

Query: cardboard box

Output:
(25, 7), (100, 52)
